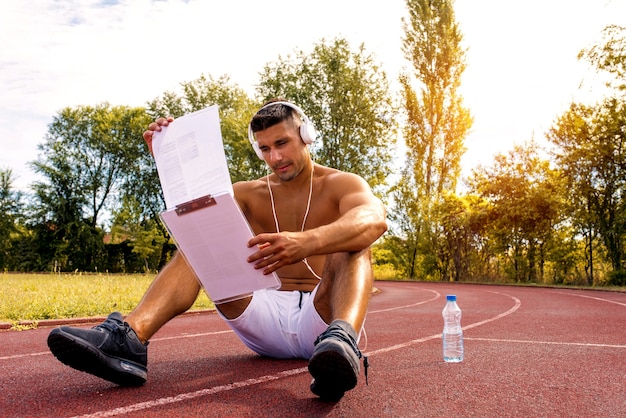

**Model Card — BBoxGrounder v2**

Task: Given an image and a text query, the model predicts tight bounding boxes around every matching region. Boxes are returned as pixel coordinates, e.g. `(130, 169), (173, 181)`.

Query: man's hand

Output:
(143, 116), (175, 155)
(247, 232), (308, 275)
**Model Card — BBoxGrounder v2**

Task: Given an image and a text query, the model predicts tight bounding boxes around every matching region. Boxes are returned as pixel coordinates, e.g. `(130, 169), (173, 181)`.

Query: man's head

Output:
(248, 100), (317, 160)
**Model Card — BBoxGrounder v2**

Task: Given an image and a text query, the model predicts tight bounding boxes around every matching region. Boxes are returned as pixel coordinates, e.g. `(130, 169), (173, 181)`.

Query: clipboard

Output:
(160, 192), (280, 304)
(153, 105), (280, 303)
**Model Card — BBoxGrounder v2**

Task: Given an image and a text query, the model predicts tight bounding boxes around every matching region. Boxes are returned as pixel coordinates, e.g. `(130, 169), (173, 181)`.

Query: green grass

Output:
(0, 273), (214, 325)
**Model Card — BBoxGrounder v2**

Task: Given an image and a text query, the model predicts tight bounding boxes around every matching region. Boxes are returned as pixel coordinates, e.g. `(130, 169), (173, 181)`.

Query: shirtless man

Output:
(47, 99), (388, 401)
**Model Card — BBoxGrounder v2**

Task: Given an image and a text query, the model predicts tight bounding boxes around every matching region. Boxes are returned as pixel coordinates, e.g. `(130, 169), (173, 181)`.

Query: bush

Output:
(373, 263), (399, 280)
(607, 269), (626, 286)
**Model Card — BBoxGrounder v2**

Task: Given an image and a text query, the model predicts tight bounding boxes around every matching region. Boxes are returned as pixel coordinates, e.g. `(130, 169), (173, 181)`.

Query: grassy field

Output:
(0, 273), (214, 326)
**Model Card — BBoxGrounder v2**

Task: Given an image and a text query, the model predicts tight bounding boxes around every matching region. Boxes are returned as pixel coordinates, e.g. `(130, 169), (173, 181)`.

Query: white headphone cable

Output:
(267, 163), (322, 280)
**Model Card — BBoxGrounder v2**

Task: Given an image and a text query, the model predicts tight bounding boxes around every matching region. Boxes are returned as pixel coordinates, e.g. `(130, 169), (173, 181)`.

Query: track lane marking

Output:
(368, 289), (440, 313)
(551, 291), (626, 307)
(0, 330), (234, 361)
(0, 351), (50, 361)
(465, 337), (626, 349)
(463, 291), (521, 331)
(72, 367), (309, 418)
(3, 286), (442, 361)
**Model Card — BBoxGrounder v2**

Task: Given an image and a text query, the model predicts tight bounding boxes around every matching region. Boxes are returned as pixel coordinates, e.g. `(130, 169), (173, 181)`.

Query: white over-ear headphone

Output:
(247, 101), (317, 160)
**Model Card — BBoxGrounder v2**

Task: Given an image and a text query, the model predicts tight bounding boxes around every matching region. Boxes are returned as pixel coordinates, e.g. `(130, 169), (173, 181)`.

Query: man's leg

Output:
(308, 248), (374, 401)
(47, 252), (203, 385)
(126, 253), (203, 342)
(124, 252), (252, 336)
(313, 248), (374, 331)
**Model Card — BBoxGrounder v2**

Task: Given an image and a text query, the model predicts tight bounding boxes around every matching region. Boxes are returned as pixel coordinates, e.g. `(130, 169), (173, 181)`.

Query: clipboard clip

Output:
(175, 194), (217, 216)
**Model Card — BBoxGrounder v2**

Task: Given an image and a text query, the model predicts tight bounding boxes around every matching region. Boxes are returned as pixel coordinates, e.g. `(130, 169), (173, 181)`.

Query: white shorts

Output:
(218, 286), (328, 359)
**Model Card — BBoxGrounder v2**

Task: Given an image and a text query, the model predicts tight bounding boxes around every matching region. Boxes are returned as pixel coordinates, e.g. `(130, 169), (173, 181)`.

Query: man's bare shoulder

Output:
(233, 177), (266, 193)
(233, 177), (267, 210)
(317, 165), (371, 191)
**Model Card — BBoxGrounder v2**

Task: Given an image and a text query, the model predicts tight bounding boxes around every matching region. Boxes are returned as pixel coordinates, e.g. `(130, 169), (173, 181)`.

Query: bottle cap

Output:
(446, 295), (456, 301)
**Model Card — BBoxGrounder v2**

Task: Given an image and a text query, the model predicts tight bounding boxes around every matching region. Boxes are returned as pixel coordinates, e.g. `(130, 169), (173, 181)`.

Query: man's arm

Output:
(247, 172), (387, 274)
(310, 172), (387, 253)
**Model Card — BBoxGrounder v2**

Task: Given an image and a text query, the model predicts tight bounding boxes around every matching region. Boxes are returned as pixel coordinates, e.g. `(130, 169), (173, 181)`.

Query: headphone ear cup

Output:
(252, 141), (264, 160)
(300, 122), (317, 145)
(248, 124), (265, 160)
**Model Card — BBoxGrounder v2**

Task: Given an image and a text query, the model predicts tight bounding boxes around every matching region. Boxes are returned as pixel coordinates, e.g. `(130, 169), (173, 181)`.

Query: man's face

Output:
(255, 120), (307, 182)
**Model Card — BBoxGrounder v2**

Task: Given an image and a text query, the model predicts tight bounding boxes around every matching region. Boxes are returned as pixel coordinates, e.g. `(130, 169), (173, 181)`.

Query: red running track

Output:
(1, 281), (625, 417)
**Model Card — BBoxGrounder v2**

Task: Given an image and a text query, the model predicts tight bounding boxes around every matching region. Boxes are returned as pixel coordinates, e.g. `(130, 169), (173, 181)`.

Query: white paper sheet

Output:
(151, 105), (233, 208)
(160, 193), (280, 303)
(153, 105), (280, 302)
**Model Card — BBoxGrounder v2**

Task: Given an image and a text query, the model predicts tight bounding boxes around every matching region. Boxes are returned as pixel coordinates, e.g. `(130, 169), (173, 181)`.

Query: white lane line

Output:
(153, 330), (233, 341)
(463, 291), (521, 331)
(368, 289), (440, 313)
(5, 285), (440, 362)
(0, 351), (50, 361)
(72, 289), (523, 417)
(0, 330), (234, 361)
(72, 367), (309, 418)
(465, 337), (626, 349)
(551, 291), (626, 307)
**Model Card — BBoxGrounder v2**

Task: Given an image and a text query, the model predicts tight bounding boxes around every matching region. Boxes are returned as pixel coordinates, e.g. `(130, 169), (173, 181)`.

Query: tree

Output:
(578, 25), (626, 92)
(547, 98), (626, 279)
(30, 104), (151, 271)
(109, 196), (168, 272)
(391, 0), (472, 280)
(468, 142), (566, 283)
(535, 23), (626, 285)
(256, 37), (396, 194)
(433, 192), (488, 283)
(0, 168), (24, 270)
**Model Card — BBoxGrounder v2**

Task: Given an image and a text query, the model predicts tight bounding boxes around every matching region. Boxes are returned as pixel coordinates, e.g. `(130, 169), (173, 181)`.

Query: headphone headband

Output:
(247, 101), (317, 160)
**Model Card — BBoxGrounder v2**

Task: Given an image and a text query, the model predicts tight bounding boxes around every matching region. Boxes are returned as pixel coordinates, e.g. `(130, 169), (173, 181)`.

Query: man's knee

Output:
(324, 249), (372, 277)
(317, 250), (374, 297)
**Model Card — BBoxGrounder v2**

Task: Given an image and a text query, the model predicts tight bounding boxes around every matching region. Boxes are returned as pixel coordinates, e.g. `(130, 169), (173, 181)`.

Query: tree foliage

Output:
(256, 37), (396, 195)
(391, 0), (472, 280)
(400, 0), (471, 199)
(105, 75), (262, 271)
(2, 24), (624, 287)
(547, 98), (626, 276)
(433, 192), (488, 283)
(468, 142), (566, 282)
(579, 25), (626, 92)
(29, 104), (151, 271)
(0, 168), (24, 270)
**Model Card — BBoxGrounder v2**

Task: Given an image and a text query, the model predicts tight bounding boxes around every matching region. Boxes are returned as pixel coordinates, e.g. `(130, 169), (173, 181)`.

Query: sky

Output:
(1, 0), (625, 192)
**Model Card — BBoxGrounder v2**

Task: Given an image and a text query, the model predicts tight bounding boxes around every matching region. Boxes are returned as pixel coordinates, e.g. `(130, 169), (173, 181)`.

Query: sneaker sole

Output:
(48, 328), (147, 386)
(308, 349), (358, 401)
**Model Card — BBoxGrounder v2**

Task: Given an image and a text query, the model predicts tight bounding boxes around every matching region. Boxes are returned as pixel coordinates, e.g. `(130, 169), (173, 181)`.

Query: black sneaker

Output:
(47, 312), (148, 386)
(308, 319), (368, 402)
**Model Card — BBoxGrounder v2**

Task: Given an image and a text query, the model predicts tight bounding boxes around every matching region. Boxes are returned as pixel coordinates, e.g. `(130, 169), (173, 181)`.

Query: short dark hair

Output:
(249, 99), (300, 134)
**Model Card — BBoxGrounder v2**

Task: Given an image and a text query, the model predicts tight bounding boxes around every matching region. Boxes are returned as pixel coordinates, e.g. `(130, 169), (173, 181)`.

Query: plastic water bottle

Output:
(442, 294), (464, 362)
